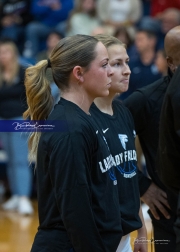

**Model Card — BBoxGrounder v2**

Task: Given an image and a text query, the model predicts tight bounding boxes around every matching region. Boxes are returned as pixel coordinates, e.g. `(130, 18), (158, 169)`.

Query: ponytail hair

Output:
(23, 60), (53, 163)
(24, 34), (99, 163)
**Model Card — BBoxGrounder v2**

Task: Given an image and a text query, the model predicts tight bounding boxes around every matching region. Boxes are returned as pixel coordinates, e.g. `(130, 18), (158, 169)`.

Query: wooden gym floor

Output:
(0, 200), (153, 252)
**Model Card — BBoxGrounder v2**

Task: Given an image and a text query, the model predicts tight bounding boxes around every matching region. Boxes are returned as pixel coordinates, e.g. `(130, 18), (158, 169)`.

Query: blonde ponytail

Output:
(23, 60), (54, 163)
(23, 34), (99, 163)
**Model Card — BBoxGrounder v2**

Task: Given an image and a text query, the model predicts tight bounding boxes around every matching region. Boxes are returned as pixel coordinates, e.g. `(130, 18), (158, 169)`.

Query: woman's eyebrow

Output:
(111, 58), (129, 62)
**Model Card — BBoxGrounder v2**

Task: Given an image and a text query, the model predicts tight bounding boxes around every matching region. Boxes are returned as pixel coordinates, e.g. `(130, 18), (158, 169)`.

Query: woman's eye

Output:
(102, 63), (108, 68)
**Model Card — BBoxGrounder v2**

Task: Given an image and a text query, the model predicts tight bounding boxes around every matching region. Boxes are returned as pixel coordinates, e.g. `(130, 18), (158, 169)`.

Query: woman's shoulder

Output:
(48, 100), (97, 138)
(41, 112), (97, 154)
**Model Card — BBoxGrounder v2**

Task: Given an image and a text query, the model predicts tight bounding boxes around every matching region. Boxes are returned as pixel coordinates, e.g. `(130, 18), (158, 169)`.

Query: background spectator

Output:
(158, 8), (180, 48)
(0, 0), (32, 54)
(36, 30), (62, 103)
(119, 26), (161, 100)
(66, 0), (100, 36)
(113, 26), (137, 60)
(0, 39), (33, 215)
(23, 0), (74, 59)
(36, 30), (63, 62)
(155, 49), (168, 76)
(150, 0), (180, 18)
(97, 0), (142, 35)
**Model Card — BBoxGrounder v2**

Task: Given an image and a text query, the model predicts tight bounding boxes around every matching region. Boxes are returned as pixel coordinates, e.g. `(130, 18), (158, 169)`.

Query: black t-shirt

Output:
(33, 98), (122, 252)
(90, 100), (142, 235)
(0, 66), (27, 118)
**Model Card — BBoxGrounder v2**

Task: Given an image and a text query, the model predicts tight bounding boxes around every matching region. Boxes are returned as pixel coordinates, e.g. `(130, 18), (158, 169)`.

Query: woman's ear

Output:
(72, 66), (84, 84)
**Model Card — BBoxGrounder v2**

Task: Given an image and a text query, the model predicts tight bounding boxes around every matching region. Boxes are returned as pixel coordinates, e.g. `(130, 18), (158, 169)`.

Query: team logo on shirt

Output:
(99, 134), (137, 182)
(118, 134), (128, 150)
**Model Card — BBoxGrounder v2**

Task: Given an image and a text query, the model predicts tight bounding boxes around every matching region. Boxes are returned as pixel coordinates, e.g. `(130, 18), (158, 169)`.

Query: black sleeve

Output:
(137, 169), (152, 197)
(123, 91), (148, 135)
(166, 66), (180, 138)
(48, 132), (107, 252)
(174, 191), (180, 251)
(171, 92), (180, 138)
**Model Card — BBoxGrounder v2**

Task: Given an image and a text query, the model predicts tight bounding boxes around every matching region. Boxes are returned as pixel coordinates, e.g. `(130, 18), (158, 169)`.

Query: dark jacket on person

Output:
(157, 66), (180, 195)
(123, 73), (170, 190)
(123, 69), (178, 214)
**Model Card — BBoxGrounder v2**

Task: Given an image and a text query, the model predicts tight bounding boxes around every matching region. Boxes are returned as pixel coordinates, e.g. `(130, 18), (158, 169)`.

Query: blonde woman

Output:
(0, 39), (33, 215)
(24, 34), (127, 252)
(90, 34), (147, 252)
(66, 0), (100, 36)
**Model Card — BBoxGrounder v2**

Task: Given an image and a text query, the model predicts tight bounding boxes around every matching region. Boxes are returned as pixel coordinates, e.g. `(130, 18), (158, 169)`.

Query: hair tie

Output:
(47, 58), (51, 68)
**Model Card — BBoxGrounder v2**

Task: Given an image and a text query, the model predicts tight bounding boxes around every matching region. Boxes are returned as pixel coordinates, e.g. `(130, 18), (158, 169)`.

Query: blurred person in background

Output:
(0, 0), (32, 54)
(36, 30), (63, 62)
(23, 0), (74, 59)
(66, 0), (100, 36)
(113, 26), (137, 61)
(155, 49), (168, 77)
(150, 0), (180, 18)
(97, 0), (142, 36)
(119, 25), (161, 100)
(0, 39), (33, 215)
(36, 30), (63, 104)
(157, 8), (180, 49)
